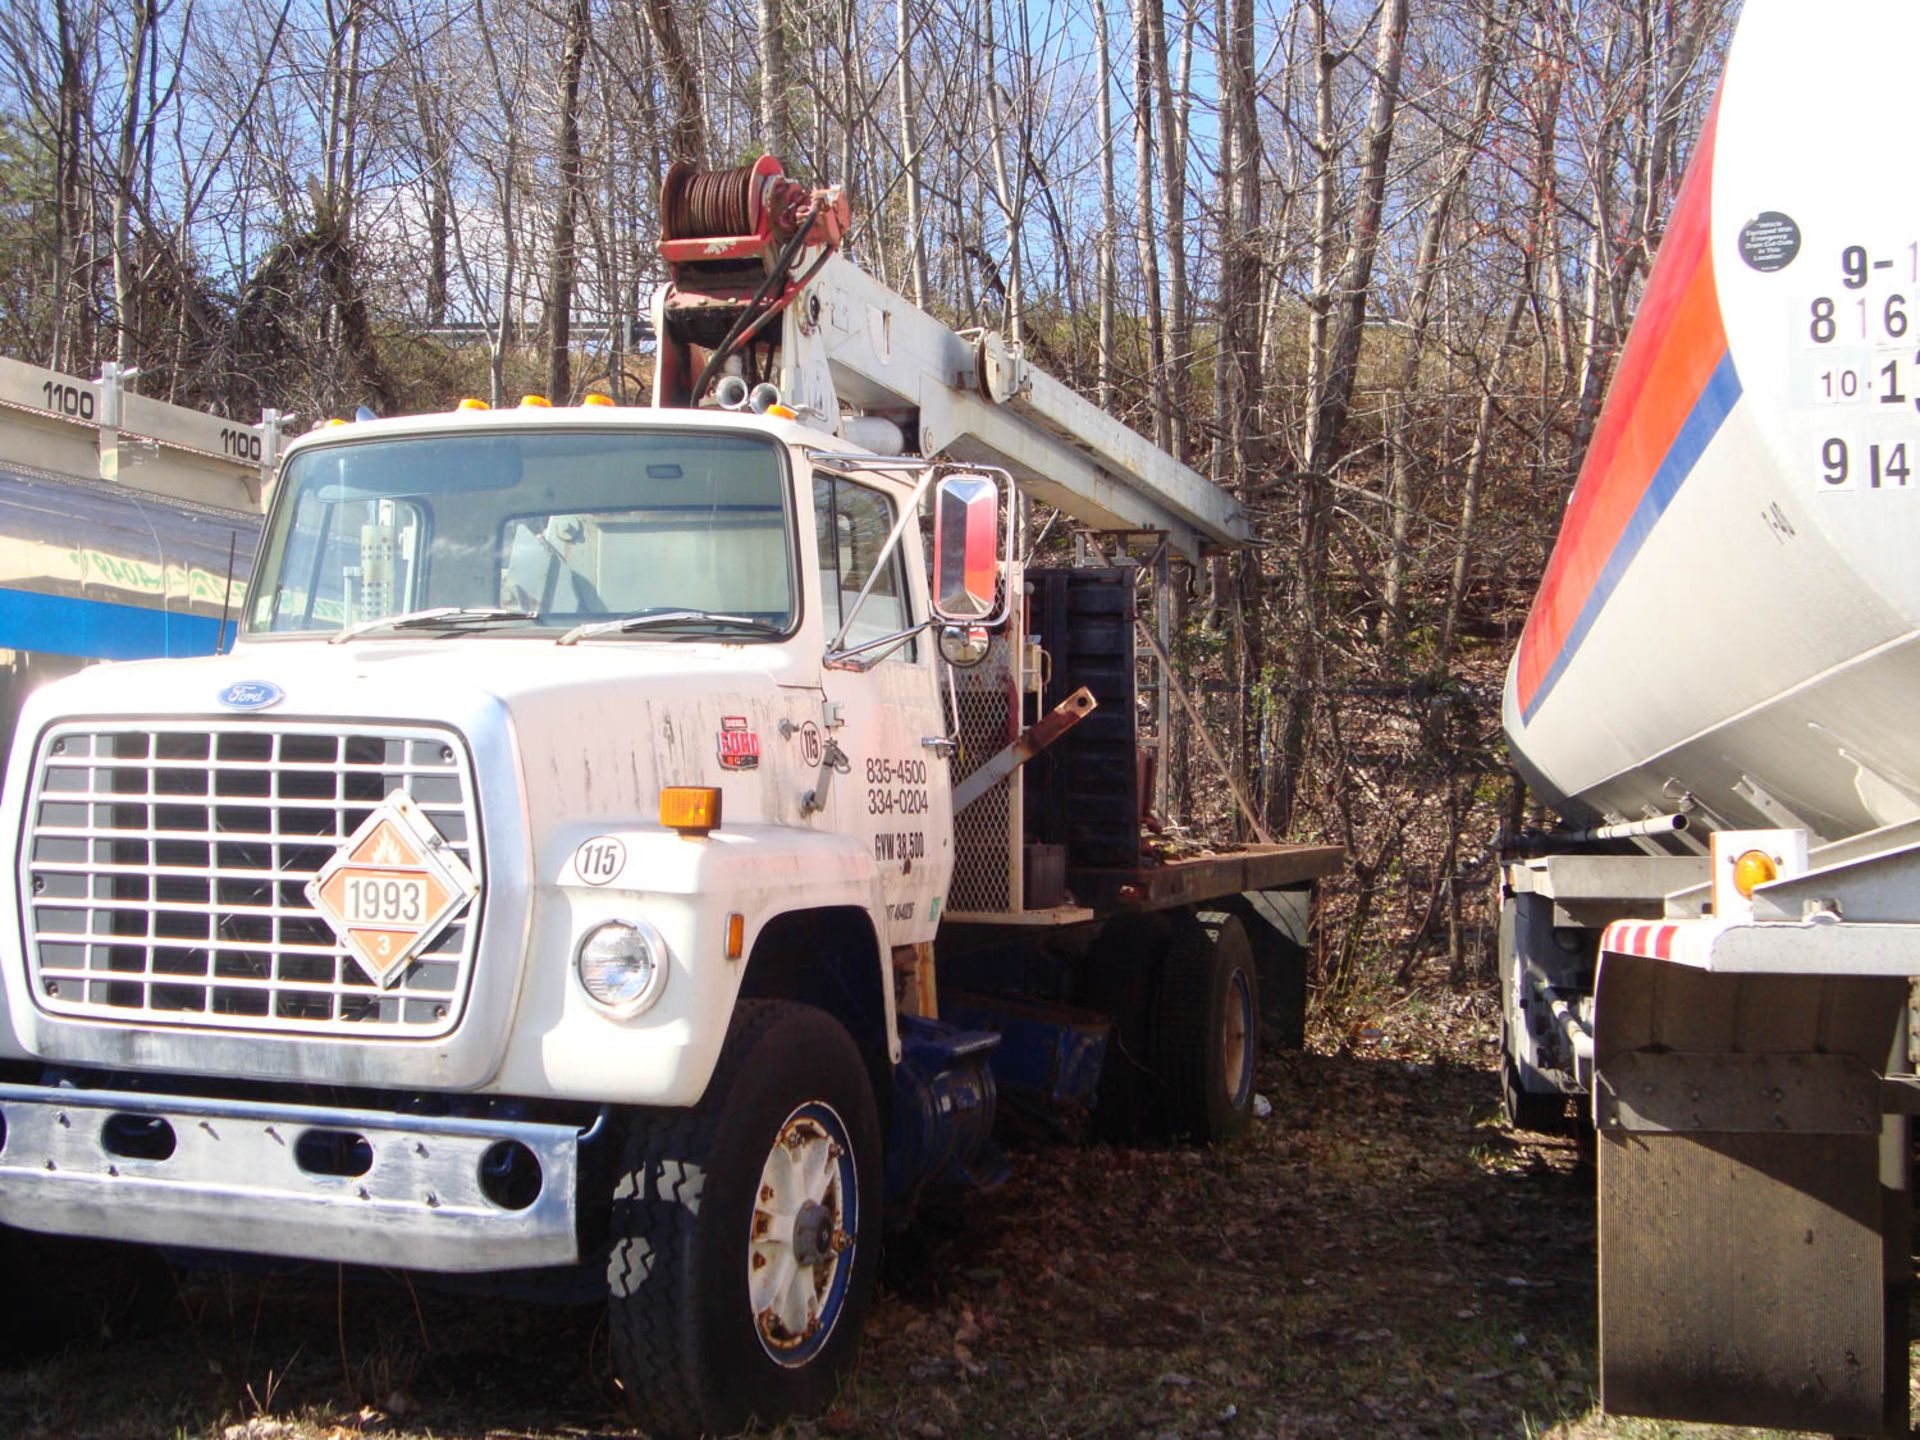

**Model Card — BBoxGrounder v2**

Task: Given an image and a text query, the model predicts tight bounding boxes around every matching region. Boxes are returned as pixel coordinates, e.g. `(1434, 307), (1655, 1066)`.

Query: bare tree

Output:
(1130, 0), (1169, 450)
(760, 0), (788, 158)
(546, 0), (588, 401)
(640, 0), (706, 166)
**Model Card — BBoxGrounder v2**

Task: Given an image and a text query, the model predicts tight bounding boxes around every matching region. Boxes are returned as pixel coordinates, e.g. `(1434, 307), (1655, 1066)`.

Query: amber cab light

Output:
(519, 394), (552, 408)
(456, 397), (491, 411)
(582, 393), (614, 407)
(1732, 848), (1779, 898)
(660, 786), (722, 835)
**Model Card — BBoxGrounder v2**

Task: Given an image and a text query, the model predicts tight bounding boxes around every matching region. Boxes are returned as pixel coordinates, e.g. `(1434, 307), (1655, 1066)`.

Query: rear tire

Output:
(1153, 912), (1260, 1143)
(1500, 1048), (1570, 1133)
(605, 1001), (881, 1438)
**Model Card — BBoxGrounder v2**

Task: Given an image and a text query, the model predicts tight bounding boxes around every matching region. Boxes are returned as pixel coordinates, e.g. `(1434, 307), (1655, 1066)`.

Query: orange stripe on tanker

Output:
(1515, 97), (1731, 722)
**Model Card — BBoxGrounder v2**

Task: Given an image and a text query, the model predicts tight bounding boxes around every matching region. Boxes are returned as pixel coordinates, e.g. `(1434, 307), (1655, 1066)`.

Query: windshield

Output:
(245, 428), (796, 639)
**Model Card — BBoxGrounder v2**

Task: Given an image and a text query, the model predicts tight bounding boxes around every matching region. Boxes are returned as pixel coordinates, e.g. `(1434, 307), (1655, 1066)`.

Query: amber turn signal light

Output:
(725, 911), (745, 959)
(660, 786), (722, 835)
(1732, 848), (1779, 898)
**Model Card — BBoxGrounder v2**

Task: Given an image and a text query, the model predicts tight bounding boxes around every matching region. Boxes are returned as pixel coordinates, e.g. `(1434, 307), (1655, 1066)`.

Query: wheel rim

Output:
(748, 1100), (859, 1367)
(1222, 966), (1254, 1109)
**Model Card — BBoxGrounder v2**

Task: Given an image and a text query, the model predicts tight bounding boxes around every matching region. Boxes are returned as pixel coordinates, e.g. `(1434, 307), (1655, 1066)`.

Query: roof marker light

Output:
(660, 786), (722, 835)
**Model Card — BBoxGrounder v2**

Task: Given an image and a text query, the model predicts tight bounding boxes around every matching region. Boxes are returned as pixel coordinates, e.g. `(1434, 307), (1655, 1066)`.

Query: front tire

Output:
(606, 1001), (881, 1438)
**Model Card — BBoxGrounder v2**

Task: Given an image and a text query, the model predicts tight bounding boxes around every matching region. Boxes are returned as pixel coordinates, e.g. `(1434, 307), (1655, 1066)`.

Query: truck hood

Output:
(13, 637), (828, 834)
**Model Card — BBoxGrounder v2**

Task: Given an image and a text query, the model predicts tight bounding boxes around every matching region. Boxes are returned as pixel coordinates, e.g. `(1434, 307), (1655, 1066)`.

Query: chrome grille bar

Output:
(22, 722), (484, 1038)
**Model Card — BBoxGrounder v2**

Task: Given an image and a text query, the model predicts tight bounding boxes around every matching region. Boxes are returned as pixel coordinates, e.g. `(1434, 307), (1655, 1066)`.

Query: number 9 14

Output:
(1822, 436), (1911, 488)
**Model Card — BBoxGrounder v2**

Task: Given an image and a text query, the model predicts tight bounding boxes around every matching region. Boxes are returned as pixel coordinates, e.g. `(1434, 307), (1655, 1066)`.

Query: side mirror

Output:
(931, 471), (1000, 622)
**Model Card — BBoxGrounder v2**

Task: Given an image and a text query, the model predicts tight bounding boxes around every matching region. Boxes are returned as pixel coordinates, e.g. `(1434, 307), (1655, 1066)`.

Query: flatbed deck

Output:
(943, 842), (1345, 928)
(1072, 842), (1346, 914)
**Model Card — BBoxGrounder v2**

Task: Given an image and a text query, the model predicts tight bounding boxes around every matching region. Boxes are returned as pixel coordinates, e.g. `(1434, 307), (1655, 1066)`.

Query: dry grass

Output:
(0, 984), (1899, 1439)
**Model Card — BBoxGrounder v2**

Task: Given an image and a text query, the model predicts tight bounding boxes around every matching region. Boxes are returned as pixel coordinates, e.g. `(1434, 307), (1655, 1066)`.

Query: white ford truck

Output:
(0, 161), (1341, 1436)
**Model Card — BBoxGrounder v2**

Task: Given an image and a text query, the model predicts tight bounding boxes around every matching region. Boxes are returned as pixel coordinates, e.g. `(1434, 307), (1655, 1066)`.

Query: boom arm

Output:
(648, 160), (1249, 562)
(795, 257), (1246, 560)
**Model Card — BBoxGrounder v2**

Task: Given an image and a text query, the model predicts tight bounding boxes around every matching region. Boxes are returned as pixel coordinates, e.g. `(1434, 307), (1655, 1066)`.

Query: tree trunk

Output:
(897, 0), (927, 307)
(1094, 0), (1116, 407)
(1380, 3), (1505, 642)
(546, 0), (589, 402)
(111, 0), (153, 368)
(52, 0), (91, 370)
(1302, 0), (1336, 465)
(981, 0), (1022, 343)
(641, 0), (707, 166)
(759, 0), (788, 159)
(1432, 294), (1527, 683)
(1276, 0), (1409, 834)
(1304, 0), (1409, 478)
(1130, 0), (1169, 449)
(1145, 0), (1187, 458)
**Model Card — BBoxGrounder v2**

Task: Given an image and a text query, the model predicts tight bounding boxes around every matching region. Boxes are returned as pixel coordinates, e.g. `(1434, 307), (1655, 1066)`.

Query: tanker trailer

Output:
(1498, 2), (1920, 1432)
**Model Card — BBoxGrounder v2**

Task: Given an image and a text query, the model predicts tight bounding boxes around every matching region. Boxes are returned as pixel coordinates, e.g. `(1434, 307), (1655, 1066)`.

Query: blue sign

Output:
(217, 681), (284, 711)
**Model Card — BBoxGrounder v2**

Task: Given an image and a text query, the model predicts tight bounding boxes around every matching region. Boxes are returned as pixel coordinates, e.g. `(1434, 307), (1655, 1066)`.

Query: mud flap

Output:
(1594, 954), (1910, 1436)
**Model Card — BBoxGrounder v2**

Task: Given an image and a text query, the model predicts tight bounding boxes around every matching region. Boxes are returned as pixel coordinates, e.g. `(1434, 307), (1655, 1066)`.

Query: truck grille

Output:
(21, 722), (483, 1038)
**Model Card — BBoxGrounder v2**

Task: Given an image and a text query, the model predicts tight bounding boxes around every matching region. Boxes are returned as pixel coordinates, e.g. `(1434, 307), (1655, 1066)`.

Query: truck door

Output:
(812, 471), (948, 949)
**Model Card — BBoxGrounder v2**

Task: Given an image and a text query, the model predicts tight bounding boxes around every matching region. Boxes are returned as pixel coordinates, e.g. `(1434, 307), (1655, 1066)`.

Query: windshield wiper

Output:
(556, 609), (785, 646)
(330, 607), (539, 644)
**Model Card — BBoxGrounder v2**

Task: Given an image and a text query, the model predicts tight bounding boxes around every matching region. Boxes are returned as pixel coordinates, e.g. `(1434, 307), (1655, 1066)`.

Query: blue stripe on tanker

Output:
(1520, 349), (1743, 725)
(0, 585), (232, 660)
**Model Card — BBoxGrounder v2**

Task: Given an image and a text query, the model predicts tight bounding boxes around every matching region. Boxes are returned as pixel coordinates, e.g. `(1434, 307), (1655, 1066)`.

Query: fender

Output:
(488, 822), (891, 1107)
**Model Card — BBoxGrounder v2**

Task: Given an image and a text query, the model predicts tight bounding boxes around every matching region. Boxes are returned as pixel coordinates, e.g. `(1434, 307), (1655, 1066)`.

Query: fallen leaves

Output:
(3, 987), (1738, 1440)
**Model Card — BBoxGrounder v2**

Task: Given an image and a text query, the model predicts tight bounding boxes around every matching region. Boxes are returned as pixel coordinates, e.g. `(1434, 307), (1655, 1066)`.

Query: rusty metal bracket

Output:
(1595, 1051), (1881, 1135)
(950, 686), (1096, 817)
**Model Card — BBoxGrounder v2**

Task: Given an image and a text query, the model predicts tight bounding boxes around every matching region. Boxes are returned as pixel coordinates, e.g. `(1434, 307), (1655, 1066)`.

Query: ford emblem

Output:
(218, 681), (285, 711)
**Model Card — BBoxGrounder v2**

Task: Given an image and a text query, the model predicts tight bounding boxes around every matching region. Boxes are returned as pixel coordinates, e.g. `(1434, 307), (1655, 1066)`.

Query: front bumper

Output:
(0, 1084), (587, 1272)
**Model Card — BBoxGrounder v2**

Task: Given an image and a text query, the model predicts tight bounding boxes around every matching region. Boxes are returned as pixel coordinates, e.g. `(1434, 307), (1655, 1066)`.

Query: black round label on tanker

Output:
(1738, 212), (1801, 272)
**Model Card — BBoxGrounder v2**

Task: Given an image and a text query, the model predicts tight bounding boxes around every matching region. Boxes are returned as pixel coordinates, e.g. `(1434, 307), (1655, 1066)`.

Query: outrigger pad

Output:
(1594, 959), (1909, 1437)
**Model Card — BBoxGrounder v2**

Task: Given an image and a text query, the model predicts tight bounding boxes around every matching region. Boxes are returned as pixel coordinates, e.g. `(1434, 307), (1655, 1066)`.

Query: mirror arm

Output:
(824, 618), (935, 672)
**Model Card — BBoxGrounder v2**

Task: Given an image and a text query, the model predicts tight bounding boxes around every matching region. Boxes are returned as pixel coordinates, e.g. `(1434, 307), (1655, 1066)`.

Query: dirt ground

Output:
(0, 986), (1890, 1440)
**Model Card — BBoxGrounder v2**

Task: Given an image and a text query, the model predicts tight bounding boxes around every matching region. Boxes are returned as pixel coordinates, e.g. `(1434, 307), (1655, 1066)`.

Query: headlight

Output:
(575, 919), (669, 1017)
